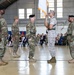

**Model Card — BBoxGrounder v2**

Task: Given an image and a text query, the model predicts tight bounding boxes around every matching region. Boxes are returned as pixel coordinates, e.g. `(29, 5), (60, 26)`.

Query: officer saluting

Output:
(26, 14), (36, 62)
(44, 10), (57, 63)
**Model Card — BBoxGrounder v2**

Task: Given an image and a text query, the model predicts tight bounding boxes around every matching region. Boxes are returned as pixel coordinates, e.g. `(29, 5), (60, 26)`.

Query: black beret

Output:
(0, 8), (4, 10)
(68, 15), (74, 18)
(29, 14), (35, 18)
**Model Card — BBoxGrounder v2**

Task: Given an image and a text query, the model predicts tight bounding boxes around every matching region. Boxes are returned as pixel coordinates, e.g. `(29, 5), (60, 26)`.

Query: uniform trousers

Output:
(28, 38), (35, 58)
(0, 37), (7, 59)
(68, 41), (74, 59)
(48, 30), (56, 57)
(13, 37), (19, 53)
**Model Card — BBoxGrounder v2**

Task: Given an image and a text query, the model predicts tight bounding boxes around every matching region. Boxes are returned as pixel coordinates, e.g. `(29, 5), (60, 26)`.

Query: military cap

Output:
(68, 15), (74, 18)
(29, 14), (35, 18)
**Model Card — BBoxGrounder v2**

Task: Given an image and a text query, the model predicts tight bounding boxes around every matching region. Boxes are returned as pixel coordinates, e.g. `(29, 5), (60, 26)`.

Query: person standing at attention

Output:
(44, 10), (57, 63)
(26, 14), (37, 62)
(66, 15), (74, 63)
(12, 16), (20, 58)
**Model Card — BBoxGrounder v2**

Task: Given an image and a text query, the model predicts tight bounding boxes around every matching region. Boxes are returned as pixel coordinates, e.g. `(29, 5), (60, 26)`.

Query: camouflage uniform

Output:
(67, 21), (74, 59)
(48, 16), (57, 57)
(0, 15), (8, 59)
(12, 22), (19, 53)
(26, 22), (36, 58)
(36, 34), (40, 45)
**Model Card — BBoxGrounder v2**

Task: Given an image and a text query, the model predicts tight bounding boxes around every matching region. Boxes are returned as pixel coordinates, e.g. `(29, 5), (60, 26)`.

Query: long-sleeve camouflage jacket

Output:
(12, 22), (19, 39)
(67, 21), (74, 42)
(0, 17), (8, 38)
(26, 22), (36, 39)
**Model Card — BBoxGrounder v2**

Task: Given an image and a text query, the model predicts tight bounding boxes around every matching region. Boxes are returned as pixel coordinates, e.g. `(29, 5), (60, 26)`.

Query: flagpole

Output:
(34, 0), (35, 24)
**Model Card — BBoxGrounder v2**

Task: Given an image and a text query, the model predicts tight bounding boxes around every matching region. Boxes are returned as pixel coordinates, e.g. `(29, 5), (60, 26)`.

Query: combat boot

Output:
(12, 53), (20, 58)
(0, 60), (8, 66)
(2, 60), (8, 64)
(68, 59), (74, 63)
(29, 57), (37, 62)
(47, 57), (56, 63)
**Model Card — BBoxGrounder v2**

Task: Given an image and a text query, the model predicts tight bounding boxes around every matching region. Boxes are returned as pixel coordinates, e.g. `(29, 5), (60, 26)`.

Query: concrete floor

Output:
(0, 45), (73, 75)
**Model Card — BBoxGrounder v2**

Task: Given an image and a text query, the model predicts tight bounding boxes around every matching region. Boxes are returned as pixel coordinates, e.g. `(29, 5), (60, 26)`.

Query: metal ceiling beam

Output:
(6, 0), (11, 3)
(0, 0), (18, 9)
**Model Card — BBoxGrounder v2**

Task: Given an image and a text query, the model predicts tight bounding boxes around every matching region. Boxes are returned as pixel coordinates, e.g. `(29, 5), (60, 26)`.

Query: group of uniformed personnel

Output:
(0, 8), (74, 66)
(26, 11), (74, 63)
(0, 9), (20, 66)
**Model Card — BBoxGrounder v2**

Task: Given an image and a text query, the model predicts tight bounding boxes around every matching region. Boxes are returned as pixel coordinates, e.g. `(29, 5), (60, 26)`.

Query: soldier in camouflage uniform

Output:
(26, 14), (36, 62)
(66, 15), (74, 63)
(12, 16), (20, 58)
(0, 9), (8, 66)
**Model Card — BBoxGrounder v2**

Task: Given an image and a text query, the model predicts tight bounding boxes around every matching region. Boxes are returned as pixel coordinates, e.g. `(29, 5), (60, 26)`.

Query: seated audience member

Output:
(62, 33), (68, 45)
(58, 33), (64, 45)
(55, 34), (60, 45)
(23, 35), (27, 47)
(40, 33), (45, 46)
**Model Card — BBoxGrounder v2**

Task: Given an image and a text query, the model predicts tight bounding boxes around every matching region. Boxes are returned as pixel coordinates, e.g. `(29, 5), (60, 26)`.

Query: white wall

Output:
(8, 25), (68, 35)
(36, 26), (47, 34)
(8, 27), (26, 31)
(56, 26), (68, 34)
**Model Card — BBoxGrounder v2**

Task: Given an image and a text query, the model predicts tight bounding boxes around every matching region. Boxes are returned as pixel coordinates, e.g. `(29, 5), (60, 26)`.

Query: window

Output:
(48, 0), (54, 11)
(27, 8), (32, 19)
(48, 0), (54, 2)
(39, 0), (63, 18)
(57, 0), (63, 18)
(18, 9), (25, 19)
